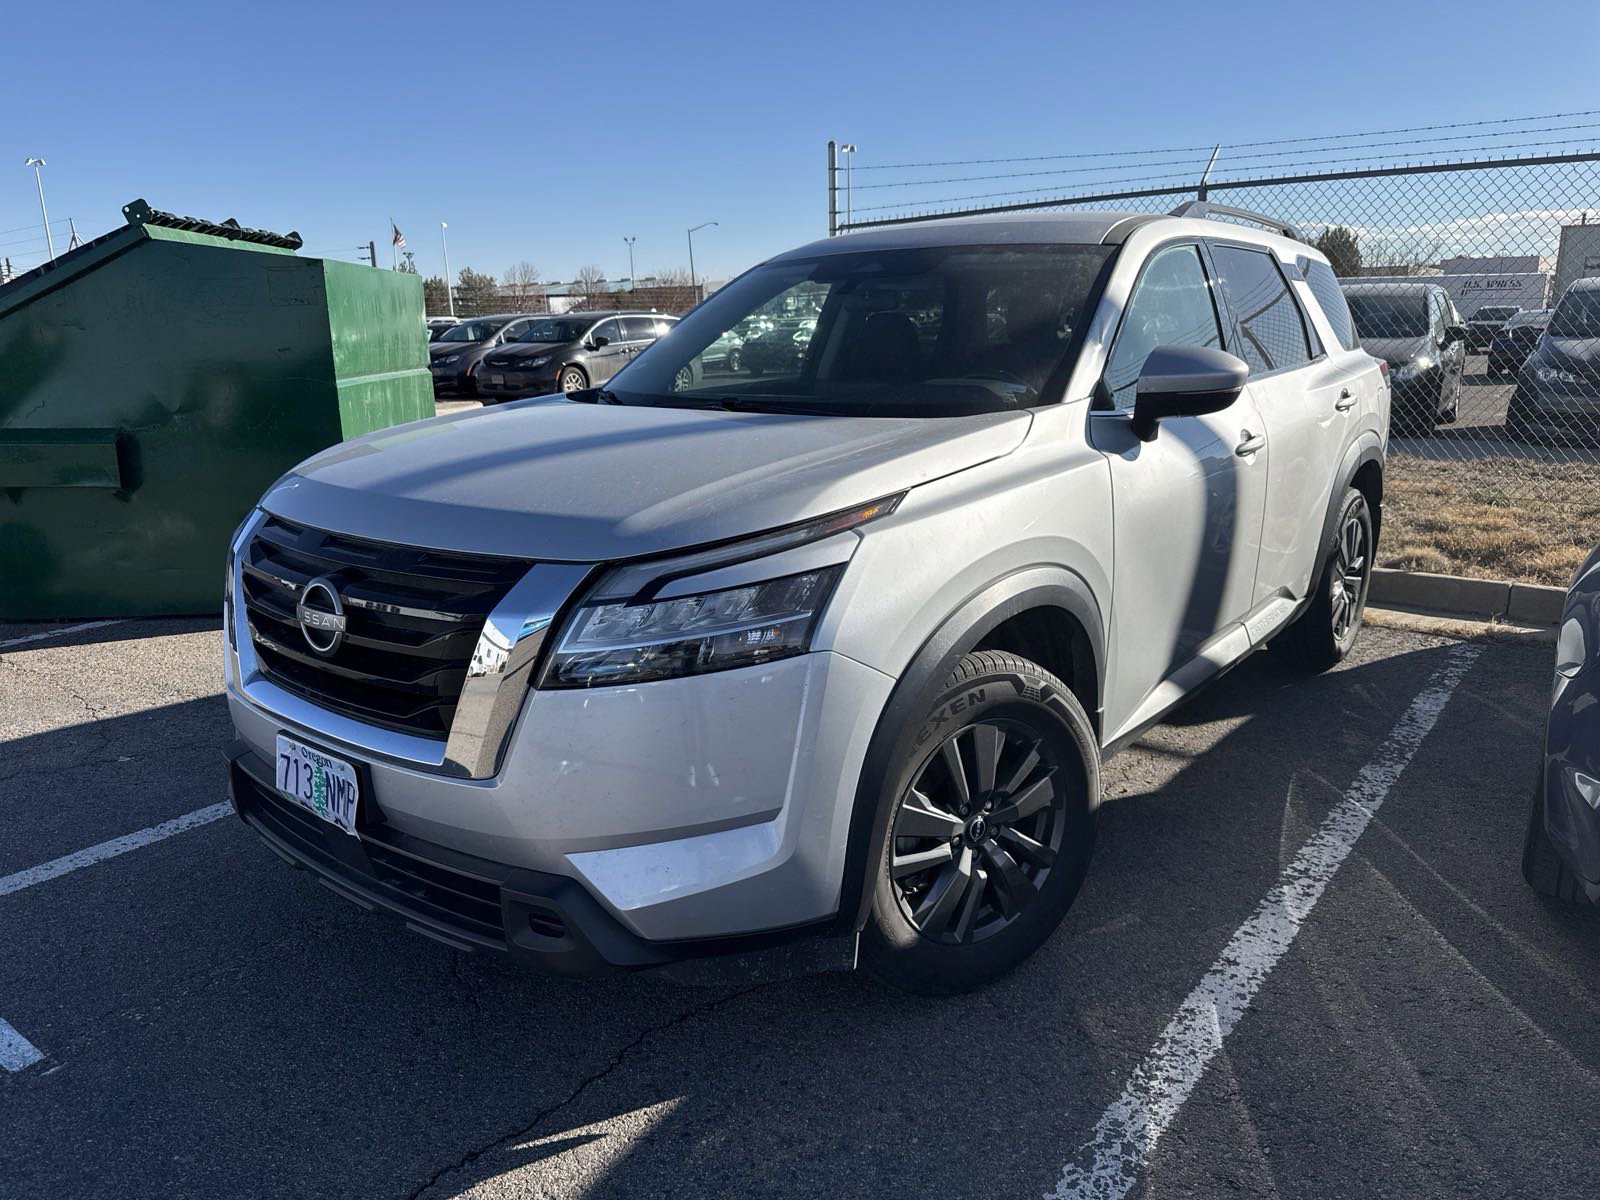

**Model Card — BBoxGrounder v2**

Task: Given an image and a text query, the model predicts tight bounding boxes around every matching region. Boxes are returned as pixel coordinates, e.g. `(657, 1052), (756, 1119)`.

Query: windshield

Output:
(605, 243), (1116, 416)
(437, 320), (501, 343)
(1345, 292), (1427, 339)
(1550, 290), (1600, 338)
(1472, 306), (1518, 322)
(514, 319), (587, 343)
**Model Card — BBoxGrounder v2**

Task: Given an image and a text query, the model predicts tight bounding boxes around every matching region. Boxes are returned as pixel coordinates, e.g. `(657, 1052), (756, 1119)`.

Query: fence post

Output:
(827, 140), (839, 236)
(1196, 144), (1221, 202)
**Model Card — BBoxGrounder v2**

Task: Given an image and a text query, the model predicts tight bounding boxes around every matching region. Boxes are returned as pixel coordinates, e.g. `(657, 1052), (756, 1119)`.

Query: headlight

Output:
(436, 354), (460, 365)
(1391, 359), (1431, 381)
(1534, 366), (1580, 384)
(523, 356), (551, 369)
(543, 567), (843, 688)
(1556, 614), (1589, 679)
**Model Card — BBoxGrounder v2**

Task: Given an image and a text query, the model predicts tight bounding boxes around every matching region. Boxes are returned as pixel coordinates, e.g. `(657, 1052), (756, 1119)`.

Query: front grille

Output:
(241, 515), (531, 739)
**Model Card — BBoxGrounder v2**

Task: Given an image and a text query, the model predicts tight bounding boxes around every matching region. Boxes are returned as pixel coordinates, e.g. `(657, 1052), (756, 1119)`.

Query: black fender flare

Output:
(831, 565), (1105, 935)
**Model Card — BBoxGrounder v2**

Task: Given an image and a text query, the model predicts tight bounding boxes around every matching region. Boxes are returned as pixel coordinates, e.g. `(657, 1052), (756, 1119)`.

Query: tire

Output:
(1521, 776), (1588, 902)
(673, 365), (694, 392)
(559, 366), (588, 394)
(861, 650), (1100, 995)
(727, 349), (742, 373)
(1283, 487), (1374, 672)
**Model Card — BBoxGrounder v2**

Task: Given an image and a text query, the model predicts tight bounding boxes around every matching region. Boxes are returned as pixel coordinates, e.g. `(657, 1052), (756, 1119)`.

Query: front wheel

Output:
(559, 366), (588, 394)
(861, 651), (1100, 995)
(1282, 487), (1374, 672)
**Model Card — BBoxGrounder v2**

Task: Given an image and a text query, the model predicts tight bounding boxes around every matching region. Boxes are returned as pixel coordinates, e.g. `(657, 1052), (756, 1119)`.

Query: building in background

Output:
(1552, 222), (1600, 304)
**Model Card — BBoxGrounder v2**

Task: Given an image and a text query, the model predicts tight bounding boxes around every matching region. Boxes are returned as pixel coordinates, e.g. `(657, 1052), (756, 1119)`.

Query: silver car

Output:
(223, 206), (1388, 993)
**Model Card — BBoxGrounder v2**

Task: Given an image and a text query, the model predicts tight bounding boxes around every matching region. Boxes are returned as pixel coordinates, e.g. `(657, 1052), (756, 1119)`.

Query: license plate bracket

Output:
(274, 734), (362, 836)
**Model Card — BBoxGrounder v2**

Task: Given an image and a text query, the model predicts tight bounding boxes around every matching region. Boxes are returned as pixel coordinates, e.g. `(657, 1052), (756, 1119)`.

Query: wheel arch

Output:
(832, 566), (1105, 936)
(1319, 436), (1384, 566)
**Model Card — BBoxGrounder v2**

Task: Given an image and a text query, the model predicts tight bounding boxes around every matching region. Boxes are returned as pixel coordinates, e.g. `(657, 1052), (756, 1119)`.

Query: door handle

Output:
(1235, 430), (1267, 457)
(1334, 388), (1357, 412)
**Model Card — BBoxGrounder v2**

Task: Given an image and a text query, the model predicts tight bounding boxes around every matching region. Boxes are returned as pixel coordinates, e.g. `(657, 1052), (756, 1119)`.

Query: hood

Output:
(1359, 334), (1433, 366)
(1530, 335), (1600, 379)
(261, 399), (1031, 561)
(430, 339), (490, 360)
(484, 341), (570, 363)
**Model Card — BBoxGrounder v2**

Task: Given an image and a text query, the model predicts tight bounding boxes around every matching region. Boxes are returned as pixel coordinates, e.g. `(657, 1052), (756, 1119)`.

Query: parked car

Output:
(1508, 279), (1600, 442)
(429, 314), (541, 397)
(701, 329), (746, 374)
(1342, 281), (1466, 433)
(427, 316), (460, 341)
(1522, 543), (1600, 905)
(1464, 304), (1521, 352)
(741, 318), (817, 375)
(475, 312), (678, 401)
(224, 205), (1386, 993)
(1487, 308), (1552, 378)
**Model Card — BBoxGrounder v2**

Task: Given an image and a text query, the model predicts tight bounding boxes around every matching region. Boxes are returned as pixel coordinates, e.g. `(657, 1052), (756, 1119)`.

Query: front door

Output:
(1091, 242), (1270, 739)
(586, 318), (627, 383)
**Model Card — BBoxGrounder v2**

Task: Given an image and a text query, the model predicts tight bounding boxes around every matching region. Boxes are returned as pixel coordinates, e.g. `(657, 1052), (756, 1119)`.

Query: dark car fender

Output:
(830, 565), (1105, 936)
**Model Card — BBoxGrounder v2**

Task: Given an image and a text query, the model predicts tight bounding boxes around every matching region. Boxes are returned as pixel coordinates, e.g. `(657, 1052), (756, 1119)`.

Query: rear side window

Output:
(1102, 243), (1223, 412)
(621, 316), (659, 342)
(1303, 260), (1358, 351)
(1211, 244), (1312, 374)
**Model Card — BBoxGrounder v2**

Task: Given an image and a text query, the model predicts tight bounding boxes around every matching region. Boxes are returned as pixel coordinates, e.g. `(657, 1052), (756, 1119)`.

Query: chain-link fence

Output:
(831, 142), (1600, 586)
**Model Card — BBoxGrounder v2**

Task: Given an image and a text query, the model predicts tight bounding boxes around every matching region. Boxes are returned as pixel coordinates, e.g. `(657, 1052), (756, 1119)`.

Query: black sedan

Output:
(1523, 542), (1600, 904)
(1487, 308), (1551, 378)
(1464, 304), (1521, 352)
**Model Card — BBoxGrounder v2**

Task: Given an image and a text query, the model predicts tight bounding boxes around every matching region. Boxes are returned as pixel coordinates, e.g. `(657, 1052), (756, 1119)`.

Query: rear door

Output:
(1092, 241), (1271, 735)
(1209, 242), (1349, 603)
(621, 315), (660, 366)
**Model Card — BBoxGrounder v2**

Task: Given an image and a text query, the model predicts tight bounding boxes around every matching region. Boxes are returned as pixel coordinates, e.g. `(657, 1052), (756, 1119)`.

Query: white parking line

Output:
(1047, 642), (1483, 1200)
(0, 803), (232, 899)
(0, 619), (126, 650)
(0, 1018), (44, 1072)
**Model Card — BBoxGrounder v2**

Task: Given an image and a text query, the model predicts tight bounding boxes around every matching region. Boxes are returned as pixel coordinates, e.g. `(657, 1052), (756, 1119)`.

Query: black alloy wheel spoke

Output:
(890, 719), (1069, 945)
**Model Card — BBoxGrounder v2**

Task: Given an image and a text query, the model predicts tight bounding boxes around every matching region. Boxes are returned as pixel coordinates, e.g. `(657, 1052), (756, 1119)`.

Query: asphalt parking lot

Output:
(2, 616), (1597, 1199)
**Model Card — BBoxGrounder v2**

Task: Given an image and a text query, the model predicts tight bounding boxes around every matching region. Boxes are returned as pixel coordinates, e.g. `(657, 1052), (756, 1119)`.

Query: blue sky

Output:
(3, 0), (1597, 285)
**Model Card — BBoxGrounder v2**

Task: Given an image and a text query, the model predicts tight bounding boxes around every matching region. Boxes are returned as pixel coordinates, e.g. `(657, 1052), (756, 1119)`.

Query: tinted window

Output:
(1303, 260), (1358, 351)
(1102, 244), (1222, 412)
(622, 316), (661, 342)
(590, 319), (621, 345)
(1211, 245), (1311, 373)
(1550, 288), (1600, 338)
(514, 318), (587, 343)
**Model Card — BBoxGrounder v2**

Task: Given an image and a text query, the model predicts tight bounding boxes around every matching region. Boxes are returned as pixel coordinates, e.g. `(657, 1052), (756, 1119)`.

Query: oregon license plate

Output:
(275, 734), (360, 835)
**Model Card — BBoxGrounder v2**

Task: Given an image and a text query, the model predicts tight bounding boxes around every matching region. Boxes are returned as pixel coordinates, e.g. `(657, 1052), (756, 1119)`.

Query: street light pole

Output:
(839, 144), (858, 228)
(686, 221), (718, 304)
(24, 158), (54, 261)
(623, 236), (637, 291)
(439, 221), (454, 316)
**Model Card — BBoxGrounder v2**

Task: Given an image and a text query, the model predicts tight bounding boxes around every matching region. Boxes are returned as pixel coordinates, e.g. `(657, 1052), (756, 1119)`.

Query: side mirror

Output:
(1131, 345), (1249, 442)
(588, 334), (609, 349)
(1444, 324), (1467, 346)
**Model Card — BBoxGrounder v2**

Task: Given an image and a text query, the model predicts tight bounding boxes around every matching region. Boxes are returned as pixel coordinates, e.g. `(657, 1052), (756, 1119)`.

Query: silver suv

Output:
(224, 205), (1388, 993)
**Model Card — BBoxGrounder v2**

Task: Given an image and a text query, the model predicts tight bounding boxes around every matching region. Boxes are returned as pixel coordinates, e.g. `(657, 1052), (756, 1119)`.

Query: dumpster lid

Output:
(0, 198), (303, 317)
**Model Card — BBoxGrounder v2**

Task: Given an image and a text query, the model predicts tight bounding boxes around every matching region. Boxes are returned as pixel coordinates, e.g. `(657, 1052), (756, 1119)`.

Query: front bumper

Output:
(1508, 382), (1600, 441)
(477, 370), (557, 399)
(228, 745), (856, 977)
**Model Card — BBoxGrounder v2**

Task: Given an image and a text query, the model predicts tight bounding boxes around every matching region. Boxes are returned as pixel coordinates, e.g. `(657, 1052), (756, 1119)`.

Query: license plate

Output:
(275, 734), (360, 835)
(490, 374), (505, 384)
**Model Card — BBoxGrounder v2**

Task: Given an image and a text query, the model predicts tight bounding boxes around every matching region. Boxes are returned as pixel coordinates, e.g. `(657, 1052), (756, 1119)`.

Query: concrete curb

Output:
(1370, 568), (1566, 625)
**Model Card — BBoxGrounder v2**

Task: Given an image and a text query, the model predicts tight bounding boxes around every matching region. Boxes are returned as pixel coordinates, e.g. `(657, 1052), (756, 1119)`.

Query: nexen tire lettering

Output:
(915, 688), (989, 746)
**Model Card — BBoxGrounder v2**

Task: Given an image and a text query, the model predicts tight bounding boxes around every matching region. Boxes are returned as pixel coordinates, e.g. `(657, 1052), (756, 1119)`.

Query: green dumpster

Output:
(0, 200), (433, 620)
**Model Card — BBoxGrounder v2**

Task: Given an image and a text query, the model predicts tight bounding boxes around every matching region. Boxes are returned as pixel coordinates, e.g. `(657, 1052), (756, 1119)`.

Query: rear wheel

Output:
(1283, 488), (1374, 672)
(862, 651), (1099, 995)
(559, 366), (588, 394)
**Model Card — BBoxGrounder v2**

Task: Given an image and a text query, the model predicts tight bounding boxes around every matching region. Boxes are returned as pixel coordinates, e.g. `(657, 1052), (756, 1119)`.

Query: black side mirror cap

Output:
(1444, 324), (1468, 345)
(588, 335), (609, 349)
(1130, 345), (1249, 442)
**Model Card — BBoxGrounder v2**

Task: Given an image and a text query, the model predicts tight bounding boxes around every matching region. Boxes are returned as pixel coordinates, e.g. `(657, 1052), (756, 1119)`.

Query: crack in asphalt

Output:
(401, 981), (772, 1200)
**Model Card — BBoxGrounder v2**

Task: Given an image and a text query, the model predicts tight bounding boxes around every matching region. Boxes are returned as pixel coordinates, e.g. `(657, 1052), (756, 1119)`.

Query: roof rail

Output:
(1169, 200), (1303, 243)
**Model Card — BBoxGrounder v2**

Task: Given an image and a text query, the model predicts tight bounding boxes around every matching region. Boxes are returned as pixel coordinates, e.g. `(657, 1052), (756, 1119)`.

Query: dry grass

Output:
(1381, 454), (1600, 585)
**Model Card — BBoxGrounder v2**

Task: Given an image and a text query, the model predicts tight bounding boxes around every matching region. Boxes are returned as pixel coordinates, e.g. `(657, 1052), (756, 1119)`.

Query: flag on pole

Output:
(391, 221), (406, 249)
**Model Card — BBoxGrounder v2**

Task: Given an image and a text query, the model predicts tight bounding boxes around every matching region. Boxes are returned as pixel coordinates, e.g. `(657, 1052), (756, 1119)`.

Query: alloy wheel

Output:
(1329, 503), (1369, 642)
(890, 718), (1067, 944)
(560, 369), (585, 393)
